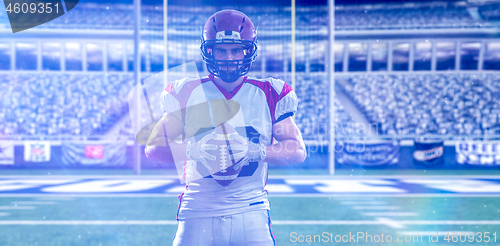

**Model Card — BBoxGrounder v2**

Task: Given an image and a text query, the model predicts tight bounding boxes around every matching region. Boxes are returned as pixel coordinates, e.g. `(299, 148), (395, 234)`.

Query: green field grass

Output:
(2, 196), (500, 245)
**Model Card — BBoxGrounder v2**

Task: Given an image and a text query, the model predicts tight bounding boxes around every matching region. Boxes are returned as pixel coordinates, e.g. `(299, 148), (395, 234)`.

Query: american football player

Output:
(145, 9), (306, 246)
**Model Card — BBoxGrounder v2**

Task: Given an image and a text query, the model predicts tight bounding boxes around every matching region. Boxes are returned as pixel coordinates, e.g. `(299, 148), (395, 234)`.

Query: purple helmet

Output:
(201, 10), (258, 82)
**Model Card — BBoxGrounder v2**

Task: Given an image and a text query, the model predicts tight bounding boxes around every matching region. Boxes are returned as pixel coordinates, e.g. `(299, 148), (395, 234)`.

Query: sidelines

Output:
(4, 175), (500, 179)
(4, 193), (500, 197)
(1, 220), (500, 226)
(4, 176), (500, 195)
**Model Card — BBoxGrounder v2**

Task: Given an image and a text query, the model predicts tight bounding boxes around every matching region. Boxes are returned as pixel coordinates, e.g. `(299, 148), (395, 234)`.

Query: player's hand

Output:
(227, 135), (266, 170)
(186, 133), (218, 170)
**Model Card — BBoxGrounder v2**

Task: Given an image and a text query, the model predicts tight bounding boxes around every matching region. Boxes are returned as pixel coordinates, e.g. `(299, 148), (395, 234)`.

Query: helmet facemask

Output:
(201, 31), (257, 83)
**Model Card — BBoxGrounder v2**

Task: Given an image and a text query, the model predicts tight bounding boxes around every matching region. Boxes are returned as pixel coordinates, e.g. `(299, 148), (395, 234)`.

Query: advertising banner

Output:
(61, 141), (126, 166)
(0, 141), (14, 165)
(456, 141), (500, 166)
(413, 140), (444, 167)
(336, 141), (400, 166)
(24, 141), (51, 162)
(478, 4), (500, 21)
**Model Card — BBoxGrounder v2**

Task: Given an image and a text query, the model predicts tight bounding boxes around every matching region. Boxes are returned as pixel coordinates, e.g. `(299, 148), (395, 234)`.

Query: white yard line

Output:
(2, 193), (500, 197)
(0, 220), (177, 225)
(0, 176), (180, 180)
(34, 197), (76, 201)
(375, 217), (405, 229)
(401, 220), (500, 225)
(0, 194), (179, 197)
(0, 220), (499, 226)
(333, 197), (378, 200)
(11, 201), (56, 205)
(399, 231), (474, 236)
(0, 206), (35, 210)
(269, 175), (500, 180)
(341, 201), (387, 205)
(352, 206), (401, 210)
(268, 194), (500, 197)
(2, 193), (500, 198)
(3, 175), (500, 180)
(363, 212), (419, 217)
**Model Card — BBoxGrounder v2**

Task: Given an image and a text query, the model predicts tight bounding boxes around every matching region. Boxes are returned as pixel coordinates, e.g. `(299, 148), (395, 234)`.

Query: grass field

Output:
(1, 169), (500, 245)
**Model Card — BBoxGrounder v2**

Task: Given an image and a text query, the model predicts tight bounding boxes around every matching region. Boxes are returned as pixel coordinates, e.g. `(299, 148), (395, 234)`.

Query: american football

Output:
(206, 122), (246, 186)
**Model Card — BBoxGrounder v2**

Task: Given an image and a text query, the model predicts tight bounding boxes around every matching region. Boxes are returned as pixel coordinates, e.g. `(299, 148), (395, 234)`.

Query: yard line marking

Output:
(0, 194), (179, 197)
(268, 220), (383, 225)
(165, 186), (185, 193)
(0, 180), (79, 192)
(0, 206), (35, 210)
(334, 197), (377, 200)
(270, 175), (500, 180)
(4, 175), (500, 183)
(341, 201), (387, 205)
(0, 212), (8, 216)
(34, 197), (75, 201)
(270, 220), (500, 226)
(272, 220), (500, 225)
(11, 201), (56, 205)
(376, 217), (405, 229)
(41, 180), (174, 193)
(1, 220), (500, 226)
(285, 180), (406, 193)
(3, 193), (500, 198)
(265, 184), (294, 193)
(363, 212), (419, 217)
(0, 220), (178, 225)
(0, 175), (181, 180)
(352, 206), (401, 210)
(399, 231), (473, 236)
(266, 194), (500, 197)
(400, 221), (500, 225)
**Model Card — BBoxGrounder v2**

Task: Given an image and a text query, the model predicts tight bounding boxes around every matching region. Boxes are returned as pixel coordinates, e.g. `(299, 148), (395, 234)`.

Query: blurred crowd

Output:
(2, 73), (499, 140)
(0, 73), (134, 137)
(343, 73), (500, 137)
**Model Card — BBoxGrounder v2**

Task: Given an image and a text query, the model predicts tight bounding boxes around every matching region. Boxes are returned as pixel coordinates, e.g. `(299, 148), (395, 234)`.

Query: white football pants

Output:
(172, 210), (275, 246)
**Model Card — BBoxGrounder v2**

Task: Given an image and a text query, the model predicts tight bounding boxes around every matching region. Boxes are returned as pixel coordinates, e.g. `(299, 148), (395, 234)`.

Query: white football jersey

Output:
(160, 74), (298, 219)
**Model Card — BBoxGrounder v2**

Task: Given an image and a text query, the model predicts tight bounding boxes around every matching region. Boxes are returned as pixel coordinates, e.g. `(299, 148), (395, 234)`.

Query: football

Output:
(205, 122), (246, 186)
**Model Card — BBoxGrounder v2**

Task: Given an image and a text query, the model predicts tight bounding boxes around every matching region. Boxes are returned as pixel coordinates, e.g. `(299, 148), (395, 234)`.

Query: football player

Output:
(145, 9), (306, 246)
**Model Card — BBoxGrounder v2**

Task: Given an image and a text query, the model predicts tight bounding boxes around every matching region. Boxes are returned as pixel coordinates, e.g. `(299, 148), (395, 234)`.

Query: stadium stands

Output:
(335, 3), (490, 30)
(294, 75), (356, 141)
(5, 72), (498, 140)
(342, 73), (500, 137)
(0, 73), (134, 137)
(1, 2), (499, 141)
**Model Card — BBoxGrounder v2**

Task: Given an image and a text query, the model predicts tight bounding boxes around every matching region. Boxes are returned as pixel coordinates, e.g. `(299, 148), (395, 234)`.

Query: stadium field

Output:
(1, 171), (500, 245)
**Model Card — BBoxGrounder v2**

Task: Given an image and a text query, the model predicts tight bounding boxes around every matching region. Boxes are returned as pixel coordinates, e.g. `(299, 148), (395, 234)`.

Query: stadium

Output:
(1, 0), (500, 245)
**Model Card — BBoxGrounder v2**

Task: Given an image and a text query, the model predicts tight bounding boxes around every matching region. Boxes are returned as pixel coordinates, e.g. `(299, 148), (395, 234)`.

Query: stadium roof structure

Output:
(87, 0), (327, 6)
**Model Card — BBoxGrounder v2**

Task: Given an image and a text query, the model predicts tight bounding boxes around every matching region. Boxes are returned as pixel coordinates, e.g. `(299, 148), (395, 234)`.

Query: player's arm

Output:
(264, 117), (306, 166)
(144, 113), (189, 163)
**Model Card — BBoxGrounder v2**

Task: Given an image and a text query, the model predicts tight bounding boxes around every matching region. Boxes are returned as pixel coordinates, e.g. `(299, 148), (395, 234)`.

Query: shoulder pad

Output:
(267, 77), (286, 95)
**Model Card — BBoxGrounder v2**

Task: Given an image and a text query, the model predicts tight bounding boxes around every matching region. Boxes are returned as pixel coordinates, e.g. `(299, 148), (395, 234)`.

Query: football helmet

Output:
(201, 10), (258, 83)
